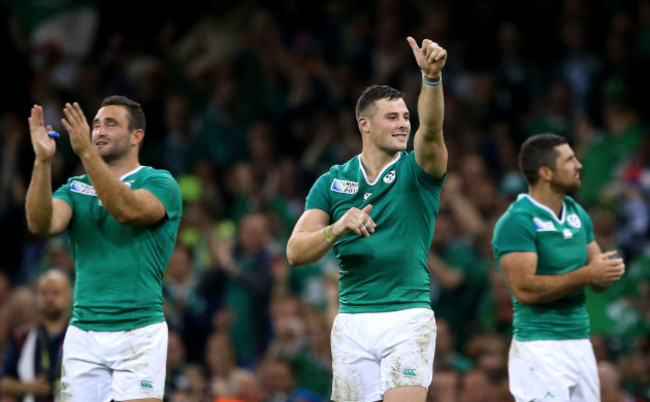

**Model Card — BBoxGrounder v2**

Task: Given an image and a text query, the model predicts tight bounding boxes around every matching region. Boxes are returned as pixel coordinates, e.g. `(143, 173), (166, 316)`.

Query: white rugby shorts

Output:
(60, 321), (168, 402)
(330, 308), (436, 402)
(508, 338), (599, 402)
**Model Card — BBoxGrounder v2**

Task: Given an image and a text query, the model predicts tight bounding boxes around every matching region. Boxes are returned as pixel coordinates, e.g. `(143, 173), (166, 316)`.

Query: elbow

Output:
(285, 246), (301, 267)
(111, 206), (147, 225)
(513, 289), (538, 306)
(286, 239), (307, 267)
(27, 220), (51, 238)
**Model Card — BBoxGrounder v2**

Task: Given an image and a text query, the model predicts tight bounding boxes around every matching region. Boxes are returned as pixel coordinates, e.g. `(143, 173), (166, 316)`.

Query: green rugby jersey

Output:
(492, 194), (595, 341)
(305, 151), (445, 313)
(53, 166), (182, 331)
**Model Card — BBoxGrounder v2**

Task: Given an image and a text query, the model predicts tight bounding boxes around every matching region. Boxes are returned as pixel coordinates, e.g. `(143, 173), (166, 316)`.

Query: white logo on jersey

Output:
(331, 179), (358, 194)
(71, 179), (134, 206)
(533, 217), (556, 232)
(364, 192), (372, 200)
(567, 214), (581, 228)
(70, 180), (97, 196)
(563, 229), (573, 239)
(383, 170), (396, 183)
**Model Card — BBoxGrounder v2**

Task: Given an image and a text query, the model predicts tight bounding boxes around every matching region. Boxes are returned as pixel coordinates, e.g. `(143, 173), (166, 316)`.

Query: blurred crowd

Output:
(1, 0), (649, 401)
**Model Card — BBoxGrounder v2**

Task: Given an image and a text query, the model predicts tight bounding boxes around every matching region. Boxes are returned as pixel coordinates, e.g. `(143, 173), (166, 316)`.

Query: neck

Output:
(529, 185), (565, 217)
(43, 316), (69, 335)
(360, 149), (400, 182)
(105, 154), (141, 178)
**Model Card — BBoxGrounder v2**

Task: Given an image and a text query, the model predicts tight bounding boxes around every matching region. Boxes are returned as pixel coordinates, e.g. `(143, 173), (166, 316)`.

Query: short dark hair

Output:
(355, 85), (405, 120)
(519, 133), (568, 186)
(101, 95), (146, 133)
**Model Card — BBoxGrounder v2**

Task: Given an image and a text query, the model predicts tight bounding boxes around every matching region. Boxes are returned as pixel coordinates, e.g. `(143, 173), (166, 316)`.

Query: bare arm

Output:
(500, 247), (625, 305)
(407, 37), (448, 178)
(286, 209), (334, 267)
(62, 102), (165, 225)
(0, 376), (51, 398)
(25, 105), (72, 236)
(287, 204), (376, 267)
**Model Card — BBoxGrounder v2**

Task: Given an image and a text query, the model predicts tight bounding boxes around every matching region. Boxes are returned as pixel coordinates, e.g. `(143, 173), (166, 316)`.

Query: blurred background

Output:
(0, 0), (649, 401)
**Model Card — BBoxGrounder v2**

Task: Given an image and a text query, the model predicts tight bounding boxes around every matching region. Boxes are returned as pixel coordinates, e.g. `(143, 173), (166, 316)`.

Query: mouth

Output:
(95, 140), (108, 148)
(393, 133), (408, 141)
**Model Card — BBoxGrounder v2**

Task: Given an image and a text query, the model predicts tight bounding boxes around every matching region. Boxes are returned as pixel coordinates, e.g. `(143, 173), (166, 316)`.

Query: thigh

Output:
(570, 340), (599, 402)
(330, 314), (382, 402)
(508, 340), (573, 402)
(110, 322), (168, 402)
(380, 309), (436, 396)
(60, 325), (112, 402)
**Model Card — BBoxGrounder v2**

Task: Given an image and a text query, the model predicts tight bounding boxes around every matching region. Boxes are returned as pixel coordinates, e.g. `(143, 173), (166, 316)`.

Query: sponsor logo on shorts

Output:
(544, 391), (555, 398)
(402, 368), (417, 377)
(140, 379), (154, 390)
(331, 179), (358, 194)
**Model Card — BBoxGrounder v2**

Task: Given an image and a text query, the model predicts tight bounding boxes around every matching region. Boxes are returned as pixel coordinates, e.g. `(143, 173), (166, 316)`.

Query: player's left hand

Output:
(407, 37), (447, 77)
(62, 102), (92, 156)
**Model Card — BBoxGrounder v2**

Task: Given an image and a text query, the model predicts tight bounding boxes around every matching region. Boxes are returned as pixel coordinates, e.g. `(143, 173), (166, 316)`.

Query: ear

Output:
(358, 116), (371, 134)
(538, 166), (553, 182)
(131, 129), (144, 147)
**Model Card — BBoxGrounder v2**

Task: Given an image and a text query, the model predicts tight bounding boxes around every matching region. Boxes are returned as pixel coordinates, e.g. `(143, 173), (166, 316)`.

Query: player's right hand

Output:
(332, 204), (376, 238)
(28, 105), (57, 163)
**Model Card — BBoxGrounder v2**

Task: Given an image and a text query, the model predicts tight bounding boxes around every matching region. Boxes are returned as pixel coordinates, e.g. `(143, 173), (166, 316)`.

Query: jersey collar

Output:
(518, 193), (567, 224)
(119, 166), (145, 181)
(358, 152), (402, 186)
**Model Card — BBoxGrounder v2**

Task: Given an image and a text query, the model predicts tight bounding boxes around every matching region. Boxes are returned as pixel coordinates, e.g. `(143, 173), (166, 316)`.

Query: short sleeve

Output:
(403, 151), (446, 191)
(305, 172), (332, 214)
(141, 171), (182, 220)
(53, 181), (72, 206)
(492, 210), (538, 262)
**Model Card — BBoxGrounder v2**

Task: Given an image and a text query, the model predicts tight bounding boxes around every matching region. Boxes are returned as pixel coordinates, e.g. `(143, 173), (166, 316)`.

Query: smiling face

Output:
(360, 98), (411, 154)
(92, 105), (140, 162)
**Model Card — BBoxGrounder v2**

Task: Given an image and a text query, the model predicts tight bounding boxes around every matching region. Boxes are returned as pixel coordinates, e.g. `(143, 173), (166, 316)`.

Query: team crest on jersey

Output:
(383, 170), (396, 183)
(331, 179), (358, 194)
(567, 213), (581, 228)
(533, 217), (556, 231)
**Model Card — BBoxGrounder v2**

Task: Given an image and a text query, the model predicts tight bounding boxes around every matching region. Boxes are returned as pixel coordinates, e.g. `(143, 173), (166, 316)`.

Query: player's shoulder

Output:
(129, 166), (174, 179)
(327, 155), (360, 176)
(129, 166), (178, 185)
(65, 173), (90, 185)
(495, 195), (535, 226)
(563, 195), (584, 210)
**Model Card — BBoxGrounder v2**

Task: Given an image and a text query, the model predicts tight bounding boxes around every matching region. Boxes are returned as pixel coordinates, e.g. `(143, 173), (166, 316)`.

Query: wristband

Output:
(422, 72), (442, 86)
(324, 225), (336, 245)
